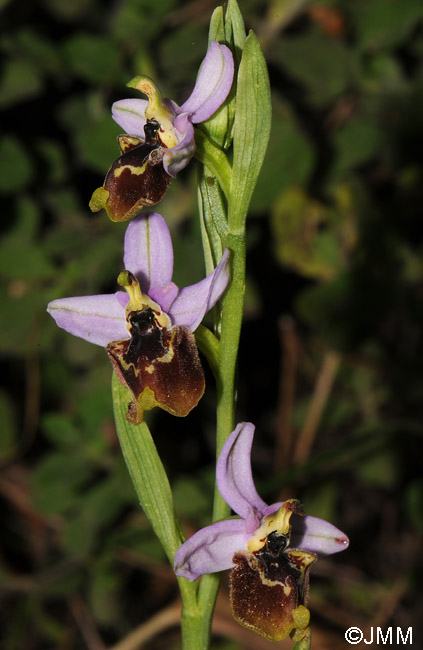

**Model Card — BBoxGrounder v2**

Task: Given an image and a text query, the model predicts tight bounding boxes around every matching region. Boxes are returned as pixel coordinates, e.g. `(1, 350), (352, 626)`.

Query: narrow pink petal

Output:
(112, 98), (148, 136)
(123, 213), (174, 293)
(149, 282), (179, 314)
(168, 248), (229, 330)
(180, 41), (234, 123)
(290, 514), (350, 556)
(47, 294), (128, 347)
(216, 423), (268, 527)
(174, 519), (248, 581)
(162, 117), (195, 178)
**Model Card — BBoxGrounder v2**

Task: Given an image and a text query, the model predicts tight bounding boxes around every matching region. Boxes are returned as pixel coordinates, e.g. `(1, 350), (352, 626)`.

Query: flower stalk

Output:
(187, 16), (272, 642)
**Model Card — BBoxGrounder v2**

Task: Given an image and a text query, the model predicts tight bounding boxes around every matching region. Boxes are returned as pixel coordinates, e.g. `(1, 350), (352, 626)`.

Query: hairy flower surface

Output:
(47, 213), (229, 423)
(174, 422), (349, 641)
(90, 41), (234, 221)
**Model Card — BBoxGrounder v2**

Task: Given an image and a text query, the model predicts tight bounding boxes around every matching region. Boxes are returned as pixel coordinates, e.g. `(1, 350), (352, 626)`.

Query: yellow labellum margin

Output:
(106, 271), (205, 425)
(231, 499), (317, 642)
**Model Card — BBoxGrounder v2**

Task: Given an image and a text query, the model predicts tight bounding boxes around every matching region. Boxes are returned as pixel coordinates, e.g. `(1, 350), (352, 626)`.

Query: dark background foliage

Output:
(0, 0), (422, 648)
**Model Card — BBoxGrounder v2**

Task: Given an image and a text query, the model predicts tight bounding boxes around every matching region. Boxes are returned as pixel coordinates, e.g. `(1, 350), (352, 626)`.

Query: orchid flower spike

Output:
(90, 41), (234, 222)
(174, 422), (349, 642)
(47, 213), (229, 424)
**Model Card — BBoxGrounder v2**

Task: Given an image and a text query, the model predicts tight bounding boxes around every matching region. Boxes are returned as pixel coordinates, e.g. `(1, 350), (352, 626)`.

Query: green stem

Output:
(179, 580), (212, 650)
(180, 11), (269, 646)
(194, 130), (232, 201)
(180, 607), (213, 650)
(197, 231), (246, 625)
(293, 628), (312, 650)
(195, 324), (220, 380)
(215, 234), (246, 460)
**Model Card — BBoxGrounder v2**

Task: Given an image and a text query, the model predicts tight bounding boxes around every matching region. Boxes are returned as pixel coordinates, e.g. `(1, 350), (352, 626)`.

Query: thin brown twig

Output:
(256, 0), (310, 48)
(370, 576), (408, 629)
(329, 577), (409, 650)
(108, 600), (181, 650)
(116, 546), (175, 583)
(293, 350), (341, 464)
(23, 349), (41, 453)
(166, 0), (217, 27)
(69, 594), (107, 650)
(274, 315), (299, 473)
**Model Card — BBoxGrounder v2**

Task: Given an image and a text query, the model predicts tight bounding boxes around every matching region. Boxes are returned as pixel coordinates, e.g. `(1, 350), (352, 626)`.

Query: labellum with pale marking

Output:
(90, 120), (171, 222)
(230, 500), (317, 643)
(107, 271), (205, 425)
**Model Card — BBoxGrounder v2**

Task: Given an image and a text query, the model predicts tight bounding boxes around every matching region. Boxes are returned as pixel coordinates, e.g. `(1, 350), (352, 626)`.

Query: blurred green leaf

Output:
(295, 272), (352, 346)
(271, 187), (349, 280)
(0, 135), (33, 191)
(271, 29), (352, 106)
(33, 452), (92, 515)
(0, 288), (41, 355)
(2, 28), (60, 75)
(302, 482), (338, 524)
(63, 100), (121, 173)
(357, 451), (398, 488)
(35, 138), (67, 184)
(0, 58), (43, 108)
(0, 233), (54, 281)
(251, 107), (314, 212)
(112, 0), (176, 46)
(88, 555), (121, 625)
(173, 476), (210, 518)
(362, 53), (407, 93)
(62, 471), (133, 556)
(42, 0), (97, 22)
(62, 34), (120, 83)
(41, 413), (82, 450)
(0, 194), (53, 282)
(159, 25), (207, 92)
(353, 0), (422, 51)
(333, 119), (383, 172)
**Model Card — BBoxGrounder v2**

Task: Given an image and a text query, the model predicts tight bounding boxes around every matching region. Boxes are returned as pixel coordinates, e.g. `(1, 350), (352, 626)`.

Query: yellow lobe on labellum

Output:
(127, 76), (179, 148)
(89, 187), (109, 212)
(290, 605), (311, 643)
(118, 135), (144, 153)
(129, 386), (159, 425)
